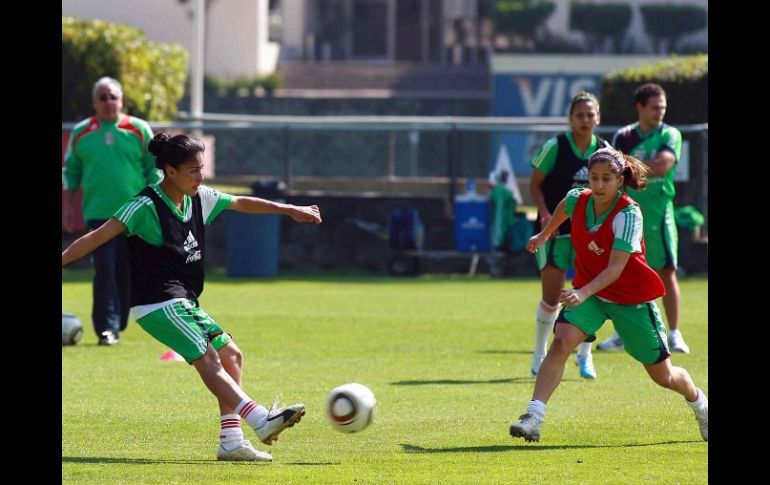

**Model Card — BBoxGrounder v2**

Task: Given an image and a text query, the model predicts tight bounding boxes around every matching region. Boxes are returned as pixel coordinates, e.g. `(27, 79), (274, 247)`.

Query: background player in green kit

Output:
(509, 146), (707, 444)
(62, 133), (322, 462)
(597, 83), (690, 353)
(63, 77), (162, 345)
(528, 92), (606, 380)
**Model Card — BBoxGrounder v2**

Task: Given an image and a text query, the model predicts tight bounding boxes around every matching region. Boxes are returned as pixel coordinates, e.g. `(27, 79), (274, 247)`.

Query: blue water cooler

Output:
(454, 193), (490, 252)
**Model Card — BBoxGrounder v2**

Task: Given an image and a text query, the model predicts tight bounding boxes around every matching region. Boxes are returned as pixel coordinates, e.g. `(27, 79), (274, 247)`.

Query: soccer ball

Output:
(326, 383), (377, 433)
(62, 313), (83, 346)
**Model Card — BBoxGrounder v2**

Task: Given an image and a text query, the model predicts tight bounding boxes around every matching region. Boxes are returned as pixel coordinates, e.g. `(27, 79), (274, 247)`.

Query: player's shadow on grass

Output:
(63, 456), (227, 465)
(400, 440), (702, 453)
(477, 350), (534, 355)
(285, 462), (341, 466)
(390, 377), (580, 386)
(62, 456), (340, 466)
(390, 377), (584, 386)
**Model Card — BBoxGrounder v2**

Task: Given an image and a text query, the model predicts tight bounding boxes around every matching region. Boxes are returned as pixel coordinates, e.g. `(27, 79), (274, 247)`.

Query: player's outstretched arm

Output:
(62, 218), (127, 267)
(526, 197), (568, 253)
(228, 196), (322, 224)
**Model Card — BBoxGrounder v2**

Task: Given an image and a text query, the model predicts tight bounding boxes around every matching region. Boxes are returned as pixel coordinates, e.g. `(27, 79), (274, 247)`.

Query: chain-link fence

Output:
(62, 115), (707, 235)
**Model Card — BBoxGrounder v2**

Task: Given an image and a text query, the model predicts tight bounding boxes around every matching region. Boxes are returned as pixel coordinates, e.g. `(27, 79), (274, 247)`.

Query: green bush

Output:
(62, 17), (189, 121)
(600, 54), (708, 124)
(569, 2), (632, 52)
(639, 4), (707, 54)
(492, 0), (556, 45)
(200, 72), (284, 97)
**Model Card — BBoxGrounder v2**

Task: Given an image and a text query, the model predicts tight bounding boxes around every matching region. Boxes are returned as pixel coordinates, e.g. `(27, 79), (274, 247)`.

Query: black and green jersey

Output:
(63, 114), (162, 220)
(529, 132), (605, 235)
(114, 184), (234, 305)
(127, 186), (206, 306)
(612, 122), (682, 208)
(114, 184), (232, 247)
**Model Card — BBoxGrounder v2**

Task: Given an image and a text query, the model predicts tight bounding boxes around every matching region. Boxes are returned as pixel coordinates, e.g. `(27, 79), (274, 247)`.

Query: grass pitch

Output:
(62, 271), (708, 484)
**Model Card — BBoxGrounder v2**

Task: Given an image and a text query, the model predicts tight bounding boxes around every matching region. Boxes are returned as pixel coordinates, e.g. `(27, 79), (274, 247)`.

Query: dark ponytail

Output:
(148, 133), (205, 172)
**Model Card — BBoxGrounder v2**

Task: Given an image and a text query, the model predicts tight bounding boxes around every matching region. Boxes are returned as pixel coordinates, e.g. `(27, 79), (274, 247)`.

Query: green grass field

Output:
(62, 270), (708, 484)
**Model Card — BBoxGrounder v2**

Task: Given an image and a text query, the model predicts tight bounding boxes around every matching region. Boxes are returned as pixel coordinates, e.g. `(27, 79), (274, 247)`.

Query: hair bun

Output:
(148, 133), (171, 157)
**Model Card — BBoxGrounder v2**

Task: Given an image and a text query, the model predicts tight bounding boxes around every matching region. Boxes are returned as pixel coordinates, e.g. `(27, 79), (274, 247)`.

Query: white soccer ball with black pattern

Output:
(326, 383), (377, 433)
(62, 313), (83, 346)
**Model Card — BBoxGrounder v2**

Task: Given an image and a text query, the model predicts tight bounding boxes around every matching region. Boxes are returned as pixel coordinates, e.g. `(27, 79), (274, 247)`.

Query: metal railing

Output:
(62, 114), (708, 232)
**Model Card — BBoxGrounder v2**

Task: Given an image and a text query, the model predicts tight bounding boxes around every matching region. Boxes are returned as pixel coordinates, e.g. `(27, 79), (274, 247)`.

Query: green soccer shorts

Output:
(535, 236), (575, 272)
(641, 200), (678, 270)
(561, 296), (670, 365)
(137, 299), (233, 364)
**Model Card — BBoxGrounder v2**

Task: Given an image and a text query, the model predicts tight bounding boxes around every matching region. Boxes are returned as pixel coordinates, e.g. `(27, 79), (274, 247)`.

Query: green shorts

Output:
(137, 299), (233, 364)
(641, 200), (678, 270)
(534, 236), (575, 271)
(561, 296), (670, 365)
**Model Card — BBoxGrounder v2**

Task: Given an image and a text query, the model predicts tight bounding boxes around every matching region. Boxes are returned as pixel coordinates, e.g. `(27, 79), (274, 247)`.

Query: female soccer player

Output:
(63, 133), (322, 461)
(528, 91), (606, 379)
(509, 146), (707, 443)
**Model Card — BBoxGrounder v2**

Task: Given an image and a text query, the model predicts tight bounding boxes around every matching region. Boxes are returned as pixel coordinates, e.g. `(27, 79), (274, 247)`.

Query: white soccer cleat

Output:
(668, 332), (691, 353)
(576, 353), (596, 379)
(509, 413), (542, 442)
(596, 333), (624, 351)
(216, 440), (273, 461)
(255, 396), (306, 445)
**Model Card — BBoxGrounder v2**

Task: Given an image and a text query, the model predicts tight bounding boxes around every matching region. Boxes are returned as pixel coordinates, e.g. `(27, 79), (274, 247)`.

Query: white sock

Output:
(669, 329), (682, 338)
(219, 413), (244, 450)
(686, 388), (707, 410)
(236, 399), (269, 430)
(534, 300), (559, 358)
(576, 341), (592, 358)
(527, 400), (547, 422)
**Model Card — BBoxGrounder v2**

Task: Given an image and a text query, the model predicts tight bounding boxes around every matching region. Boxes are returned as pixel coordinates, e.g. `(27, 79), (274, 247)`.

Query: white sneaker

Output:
(255, 397), (306, 445)
(509, 413), (542, 442)
(530, 352), (545, 377)
(668, 332), (691, 353)
(596, 333), (624, 351)
(576, 353), (596, 379)
(216, 440), (273, 461)
(694, 401), (708, 441)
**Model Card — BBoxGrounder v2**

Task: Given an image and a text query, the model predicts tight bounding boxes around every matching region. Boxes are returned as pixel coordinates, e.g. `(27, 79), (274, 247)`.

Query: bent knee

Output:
(192, 345), (223, 368)
(220, 343), (243, 367)
(549, 336), (574, 357)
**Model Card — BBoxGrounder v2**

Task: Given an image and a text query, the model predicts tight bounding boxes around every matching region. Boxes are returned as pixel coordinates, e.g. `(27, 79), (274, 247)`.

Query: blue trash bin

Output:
(225, 180), (285, 277)
(454, 194), (490, 252)
(226, 210), (282, 277)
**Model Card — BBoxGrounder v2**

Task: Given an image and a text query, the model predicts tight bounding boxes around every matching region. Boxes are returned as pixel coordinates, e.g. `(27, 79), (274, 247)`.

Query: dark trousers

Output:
(87, 220), (131, 336)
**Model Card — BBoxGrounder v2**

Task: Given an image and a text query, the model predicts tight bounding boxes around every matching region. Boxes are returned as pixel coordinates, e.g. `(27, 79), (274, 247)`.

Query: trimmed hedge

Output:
(62, 17), (189, 121)
(569, 2), (632, 53)
(492, 0), (556, 39)
(639, 4), (707, 54)
(600, 54), (708, 124)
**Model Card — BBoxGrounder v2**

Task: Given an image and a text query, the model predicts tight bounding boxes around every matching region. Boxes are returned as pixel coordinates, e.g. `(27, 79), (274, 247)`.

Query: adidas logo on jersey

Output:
(587, 240), (605, 255)
(183, 231), (199, 252)
(184, 231), (201, 263)
(572, 166), (588, 185)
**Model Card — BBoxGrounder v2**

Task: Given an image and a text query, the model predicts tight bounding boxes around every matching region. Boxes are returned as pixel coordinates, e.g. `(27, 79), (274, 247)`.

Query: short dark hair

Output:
(634, 83), (666, 107)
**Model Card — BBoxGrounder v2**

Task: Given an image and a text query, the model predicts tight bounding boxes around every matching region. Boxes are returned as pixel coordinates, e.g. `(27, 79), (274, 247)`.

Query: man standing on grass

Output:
(63, 77), (162, 346)
(597, 83), (691, 354)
